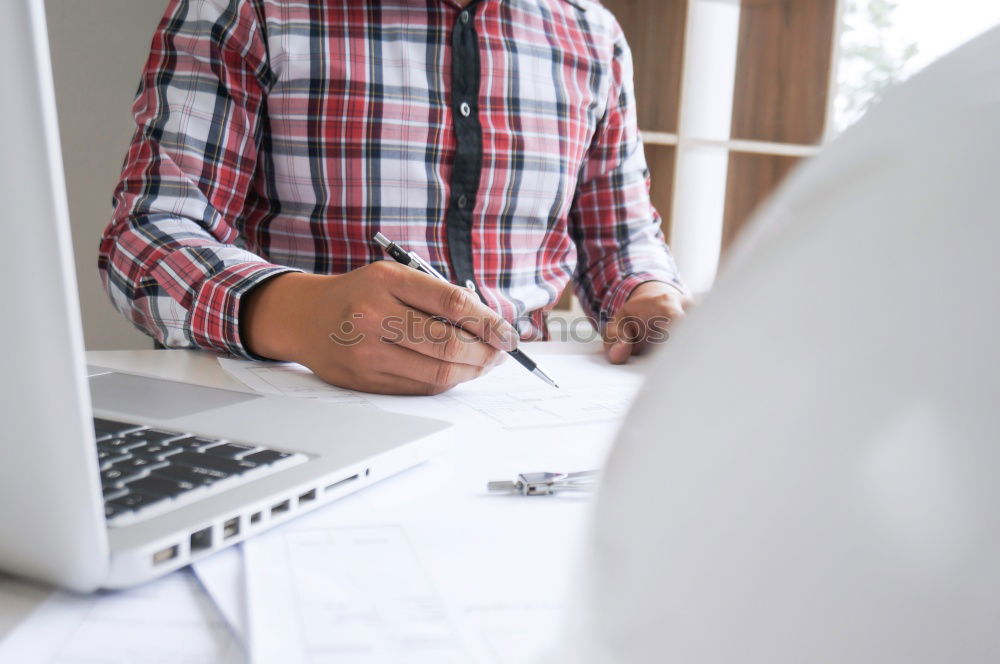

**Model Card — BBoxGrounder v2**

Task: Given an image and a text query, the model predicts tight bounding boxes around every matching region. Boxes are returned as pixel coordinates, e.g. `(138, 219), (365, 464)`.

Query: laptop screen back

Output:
(0, 0), (109, 591)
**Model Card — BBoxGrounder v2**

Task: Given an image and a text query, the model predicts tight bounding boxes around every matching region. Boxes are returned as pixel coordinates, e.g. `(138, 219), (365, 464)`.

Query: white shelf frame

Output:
(640, 0), (847, 293)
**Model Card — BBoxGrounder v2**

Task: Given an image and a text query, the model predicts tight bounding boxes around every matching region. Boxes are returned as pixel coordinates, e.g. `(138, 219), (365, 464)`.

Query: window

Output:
(836, 0), (1000, 131)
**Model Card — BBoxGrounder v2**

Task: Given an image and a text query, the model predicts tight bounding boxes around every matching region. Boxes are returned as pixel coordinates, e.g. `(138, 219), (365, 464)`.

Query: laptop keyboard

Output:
(95, 418), (306, 526)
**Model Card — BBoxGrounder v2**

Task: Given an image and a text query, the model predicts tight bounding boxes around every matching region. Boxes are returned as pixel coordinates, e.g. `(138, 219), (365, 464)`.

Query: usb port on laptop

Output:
(223, 517), (240, 540)
(152, 545), (179, 566)
(190, 527), (212, 552)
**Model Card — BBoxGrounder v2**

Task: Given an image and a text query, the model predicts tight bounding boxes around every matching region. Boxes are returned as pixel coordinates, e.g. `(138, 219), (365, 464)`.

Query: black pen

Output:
(374, 232), (559, 388)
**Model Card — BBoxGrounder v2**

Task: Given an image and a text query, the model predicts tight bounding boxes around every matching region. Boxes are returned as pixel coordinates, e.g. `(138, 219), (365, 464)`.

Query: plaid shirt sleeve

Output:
(98, 0), (297, 358)
(569, 21), (686, 328)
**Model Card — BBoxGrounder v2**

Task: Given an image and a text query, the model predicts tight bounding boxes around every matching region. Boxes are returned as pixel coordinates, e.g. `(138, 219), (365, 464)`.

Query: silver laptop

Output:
(0, 0), (451, 592)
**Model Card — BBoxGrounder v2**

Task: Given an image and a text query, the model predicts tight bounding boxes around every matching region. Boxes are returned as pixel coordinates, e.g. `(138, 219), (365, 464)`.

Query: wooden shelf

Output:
(730, 0), (838, 145)
(603, 0), (840, 272)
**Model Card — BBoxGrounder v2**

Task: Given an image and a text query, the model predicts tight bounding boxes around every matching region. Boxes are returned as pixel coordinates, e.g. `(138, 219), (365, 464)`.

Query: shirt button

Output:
(459, 101), (471, 117)
(457, 194), (469, 209)
(461, 10), (470, 24)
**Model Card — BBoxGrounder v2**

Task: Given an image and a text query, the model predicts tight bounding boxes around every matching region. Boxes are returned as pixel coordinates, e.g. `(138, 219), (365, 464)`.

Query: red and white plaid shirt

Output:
(99, 0), (684, 358)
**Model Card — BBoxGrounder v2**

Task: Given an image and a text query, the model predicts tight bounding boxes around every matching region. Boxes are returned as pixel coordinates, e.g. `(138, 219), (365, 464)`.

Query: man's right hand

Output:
(240, 262), (518, 395)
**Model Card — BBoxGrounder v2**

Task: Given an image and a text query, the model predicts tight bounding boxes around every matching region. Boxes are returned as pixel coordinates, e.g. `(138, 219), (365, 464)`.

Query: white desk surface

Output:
(85, 339), (606, 392)
(0, 340), (633, 660)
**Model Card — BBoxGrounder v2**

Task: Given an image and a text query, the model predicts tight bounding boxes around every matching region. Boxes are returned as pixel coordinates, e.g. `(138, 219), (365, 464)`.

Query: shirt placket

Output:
(446, 4), (484, 294)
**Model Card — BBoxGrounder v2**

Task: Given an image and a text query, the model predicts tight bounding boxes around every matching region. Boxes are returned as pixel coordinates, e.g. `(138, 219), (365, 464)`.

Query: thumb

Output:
(603, 316), (633, 365)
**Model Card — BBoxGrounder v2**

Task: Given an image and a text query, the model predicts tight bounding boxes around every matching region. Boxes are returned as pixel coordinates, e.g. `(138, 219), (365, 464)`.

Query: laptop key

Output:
(171, 451), (257, 475)
(125, 475), (195, 498)
(98, 437), (148, 453)
(102, 467), (141, 484)
(153, 464), (226, 485)
(93, 418), (144, 441)
(103, 487), (128, 502)
(168, 437), (221, 451)
(202, 443), (257, 459)
(140, 443), (184, 460)
(108, 491), (165, 513)
(102, 479), (126, 493)
(242, 450), (292, 466)
(119, 429), (186, 446)
(97, 449), (129, 467)
(112, 457), (168, 474)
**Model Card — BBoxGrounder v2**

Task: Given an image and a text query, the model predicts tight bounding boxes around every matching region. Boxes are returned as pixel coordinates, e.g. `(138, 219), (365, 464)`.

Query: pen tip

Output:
(530, 366), (559, 388)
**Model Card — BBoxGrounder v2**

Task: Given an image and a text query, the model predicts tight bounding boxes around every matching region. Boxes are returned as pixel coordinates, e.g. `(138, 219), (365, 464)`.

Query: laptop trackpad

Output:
(89, 371), (261, 421)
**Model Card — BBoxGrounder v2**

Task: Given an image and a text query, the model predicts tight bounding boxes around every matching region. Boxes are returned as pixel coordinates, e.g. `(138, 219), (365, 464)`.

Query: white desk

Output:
(0, 341), (637, 661)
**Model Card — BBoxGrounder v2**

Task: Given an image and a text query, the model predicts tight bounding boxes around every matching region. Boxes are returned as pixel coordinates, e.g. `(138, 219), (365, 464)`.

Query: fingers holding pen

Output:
(241, 257), (518, 396)
(379, 302), (503, 369)
(384, 265), (520, 352)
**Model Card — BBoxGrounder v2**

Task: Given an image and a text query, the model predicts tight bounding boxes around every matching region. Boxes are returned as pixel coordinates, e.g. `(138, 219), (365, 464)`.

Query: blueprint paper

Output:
(217, 358), (376, 409)
(209, 351), (644, 662)
(0, 570), (245, 663)
(220, 353), (644, 430)
(245, 525), (470, 664)
(192, 545), (247, 643)
(238, 412), (611, 664)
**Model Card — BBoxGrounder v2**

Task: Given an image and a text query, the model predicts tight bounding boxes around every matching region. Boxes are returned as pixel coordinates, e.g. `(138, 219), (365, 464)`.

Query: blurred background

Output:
(45, 0), (1000, 350)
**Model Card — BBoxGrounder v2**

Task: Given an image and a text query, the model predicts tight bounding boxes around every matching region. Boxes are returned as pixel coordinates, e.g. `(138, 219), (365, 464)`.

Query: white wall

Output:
(45, 0), (168, 350)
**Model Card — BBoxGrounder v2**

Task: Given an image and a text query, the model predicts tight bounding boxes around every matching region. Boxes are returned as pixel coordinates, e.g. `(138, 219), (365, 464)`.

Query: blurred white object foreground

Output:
(564, 25), (1000, 664)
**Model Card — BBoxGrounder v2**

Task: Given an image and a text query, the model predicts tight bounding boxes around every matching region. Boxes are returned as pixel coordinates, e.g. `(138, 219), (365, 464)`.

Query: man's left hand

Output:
(604, 282), (692, 365)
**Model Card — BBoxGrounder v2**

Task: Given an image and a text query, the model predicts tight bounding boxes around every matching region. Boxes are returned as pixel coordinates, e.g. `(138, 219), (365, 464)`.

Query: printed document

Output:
(220, 353), (644, 429)
(0, 570), (244, 663)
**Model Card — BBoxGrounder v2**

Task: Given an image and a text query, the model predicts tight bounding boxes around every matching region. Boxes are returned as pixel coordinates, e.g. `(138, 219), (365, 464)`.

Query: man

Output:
(98, 0), (689, 395)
